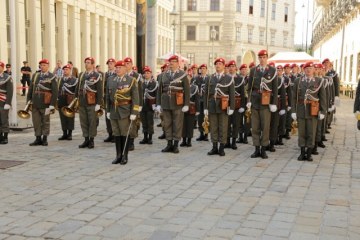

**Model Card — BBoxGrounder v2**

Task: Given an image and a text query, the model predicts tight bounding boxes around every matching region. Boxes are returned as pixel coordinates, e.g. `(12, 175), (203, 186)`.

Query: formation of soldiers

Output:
(0, 50), (341, 165)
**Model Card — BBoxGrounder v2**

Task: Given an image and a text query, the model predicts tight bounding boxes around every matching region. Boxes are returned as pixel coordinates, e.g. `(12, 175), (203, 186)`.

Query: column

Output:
(28, 0), (42, 70)
(122, 23), (128, 58)
(55, 1), (68, 63)
(0, 0), (7, 61)
(146, 4), (157, 71)
(115, 21), (121, 59)
(68, 5), (81, 68)
(91, 13), (99, 63)
(108, 19), (115, 58)
(99, 16), (107, 66)
(43, 0), (56, 67)
(81, 10), (91, 69)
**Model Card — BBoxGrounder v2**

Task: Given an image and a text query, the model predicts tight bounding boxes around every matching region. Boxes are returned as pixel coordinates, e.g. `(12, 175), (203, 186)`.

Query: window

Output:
(284, 6), (288, 22)
(260, 0), (265, 17)
(187, 26), (196, 40)
(271, 3), (276, 20)
(210, 0), (220, 11)
(236, 0), (241, 12)
(236, 27), (241, 42)
(249, 0), (253, 15)
(187, 53), (195, 65)
(259, 30), (265, 45)
(270, 31), (275, 46)
(209, 26), (219, 41)
(283, 33), (288, 47)
(188, 0), (196, 11)
(248, 28), (253, 43)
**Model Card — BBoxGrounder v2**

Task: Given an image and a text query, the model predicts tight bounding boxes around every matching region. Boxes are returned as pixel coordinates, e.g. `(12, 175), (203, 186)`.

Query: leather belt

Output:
(35, 90), (51, 94)
(115, 100), (132, 106)
(298, 100), (312, 104)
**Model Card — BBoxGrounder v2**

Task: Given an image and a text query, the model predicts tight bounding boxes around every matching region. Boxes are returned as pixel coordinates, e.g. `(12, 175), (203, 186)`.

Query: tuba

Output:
(245, 108), (251, 124)
(61, 98), (79, 118)
(17, 100), (32, 119)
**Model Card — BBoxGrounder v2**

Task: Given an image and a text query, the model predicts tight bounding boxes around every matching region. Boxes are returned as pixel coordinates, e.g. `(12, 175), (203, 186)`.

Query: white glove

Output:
(182, 105), (189, 112)
(331, 105), (336, 111)
(204, 109), (208, 116)
(106, 112), (111, 119)
(354, 111), (360, 119)
(45, 108), (51, 115)
(95, 104), (101, 111)
(318, 113), (325, 120)
(287, 106), (291, 111)
(328, 107), (332, 112)
(156, 105), (161, 113)
(291, 113), (297, 121)
(3, 104), (11, 110)
(195, 112), (200, 116)
(130, 114), (136, 121)
(279, 109), (286, 115)
(269, 104), (277, 112)
(139, 106), (142, 112)
(227, 109), (234, 115)
(246, 102), (252, 109)
(49, 105), (55, 110)
(238, 108), (245, 113)
(152, 104), (156, 111)
(335, 96), (340, 106)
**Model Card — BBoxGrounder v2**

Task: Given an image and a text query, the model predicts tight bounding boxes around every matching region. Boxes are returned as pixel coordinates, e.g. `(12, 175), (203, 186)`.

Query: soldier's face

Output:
(0, 66), (3, 73)
(116, 66), (126, 76)
(63, 68), (71, 76)
(40, 63), (49, 72)
(229, 65), (237, 74)
(200, 67), (207, 74)
(305, 67), (314, 76)
(85, 60), (93, 70)
(277, 69), (283, 76)
(258, 55), (268, 66)
(215, 62), (225, 72)
(240, 68), (247, 75)
(284, 68), (291, 74)
(169, 60), (179, 71)
(108, 62), (115, 70)
(125, 62), (132, 71)
(144, 71), (151, 79)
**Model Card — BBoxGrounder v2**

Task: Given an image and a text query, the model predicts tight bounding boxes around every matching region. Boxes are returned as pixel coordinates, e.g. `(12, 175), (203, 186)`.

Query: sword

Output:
(122, 119), (133, 157)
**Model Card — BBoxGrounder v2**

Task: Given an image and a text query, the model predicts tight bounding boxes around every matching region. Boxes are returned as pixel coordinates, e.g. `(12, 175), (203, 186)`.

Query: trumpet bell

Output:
(96, 109), (104, 117)
(61, 106), (75, 118)
(17, 110), (31, 119)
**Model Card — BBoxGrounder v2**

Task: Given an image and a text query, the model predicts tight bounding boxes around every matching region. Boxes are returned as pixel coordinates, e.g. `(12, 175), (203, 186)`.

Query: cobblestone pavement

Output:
(0, 94), (359, 240)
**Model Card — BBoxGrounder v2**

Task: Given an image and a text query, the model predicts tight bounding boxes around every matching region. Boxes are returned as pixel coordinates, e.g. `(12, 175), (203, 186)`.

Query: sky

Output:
(294, 0), (314, 47)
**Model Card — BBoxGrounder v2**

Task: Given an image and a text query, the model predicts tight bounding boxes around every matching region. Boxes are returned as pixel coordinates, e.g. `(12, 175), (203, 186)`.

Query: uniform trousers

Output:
(209, 112), (228, 144)
(79, 105), (97, 138)
(32, 107), (50, 136)
(298, 117), (317, 148)
(251, 108), (271, 146)
(163, 109), (184, 141)
(0, 109), (9, 132)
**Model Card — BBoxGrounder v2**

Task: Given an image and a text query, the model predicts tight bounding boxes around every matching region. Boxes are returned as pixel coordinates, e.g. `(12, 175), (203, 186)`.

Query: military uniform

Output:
(140, 75), (157, 144)
(107, 72), (139, 165)
(354, 79), (360, 129)
(247, 64), (278, 158)
(0, 70), (13, 144)
(27, 69), (58, 146)
(156, 69), (190, 153)
(104, 69), (116, 142)
(291, 72), (326, 161)
(75, 70), (103, 148)
(204, 71), (235, 156)
(57, 74), (78, 140)
(325, 70), (337, 128)
(283, 73), (294, 139)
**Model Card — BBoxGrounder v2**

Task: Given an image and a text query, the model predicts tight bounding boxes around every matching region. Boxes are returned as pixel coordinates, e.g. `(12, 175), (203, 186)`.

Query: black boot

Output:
(88, 137), (94, 149)
(231, 138), (237, 150)
(58, 131), (67, 140)
(203, 134), (209, 141)
(318, 141), (326, 148)
(120, 136), (129, 165)
(67, 130), (72, 140)
(208, 142), (218, 155)
(284, 129), (291, 139)
(148, 134), (153, 144)
(186, 138), (192, 147)
(128, 138), (135, 151)
(139, 133), (148, 144)
(162, 140), (173, 152)
(0, 132), (3, 143)
(112, 136), (122, 164)
(219, 143), (225, 156)
(277, 136), (284, 145)
(268, 141), (276, 152)
(173, 140), (180, 153)
(237, 133), (244, 143)
(312, 145), (319, 155)
(307, 148), (313, 161)
(261, 146), (268, 159)
(224, 138), (231, 148)
(30, 136), (42, 146)
(158, 132), (166, 139)
(251, 146), (261, 158)
(321, 136), (327, 142)
(298, 147), (306, 161)
(327, 125), (332, 129)
(42, 136), (48, 146)
(104, 133), (114, 143)
(196, 132), (205, 141)
(79, 137), (89, 148)
(0, 132), (8, 144)
(180, 138), (187, 147)
(243, 134), (248, 144)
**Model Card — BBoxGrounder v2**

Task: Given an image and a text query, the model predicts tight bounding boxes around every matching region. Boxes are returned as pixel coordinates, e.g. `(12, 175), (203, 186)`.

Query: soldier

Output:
(57, 64), (78, 140)
(282, 64), (294, 140)
(246, 50), (278, 159)
(291, 62), (326, 161)
(124, 57), (143, 151)
(238, 64), (249, 144)
(0, 62), (13, 144)
(75, 57), (103, 149)
(204, 57), (235, 156)
(140, 66), (157, 144)
(180, 70), (199, 147)
(103, 58), (117, 143)
(157, 63), (169, 139)
(193, 64), (210, 141)
(156, 55), (190, 154)
(20, 61), (32, 96)
(268, 65), (286, 152)
(225, 60), (246, 150)
(27, 59), (58, 146)
(323, 58), (339, 128)
(4, 64), (12, 75)
(354, 70), (360, 128)
(107, 60), (139, 165)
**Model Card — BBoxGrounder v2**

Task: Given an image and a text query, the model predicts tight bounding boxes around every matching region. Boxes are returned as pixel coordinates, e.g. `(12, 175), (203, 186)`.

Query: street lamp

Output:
(210, 26), (218, 72)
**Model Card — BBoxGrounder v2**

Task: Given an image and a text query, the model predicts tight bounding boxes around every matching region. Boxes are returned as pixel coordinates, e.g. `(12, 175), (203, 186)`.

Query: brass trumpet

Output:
(61, 98), (79, 118)
(202, 115), (210, 134)
(245, 108), (252, 124)
(291, 120), (298, 135)
(96, 107), (104, 117)
(17, 100), (32, 119)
